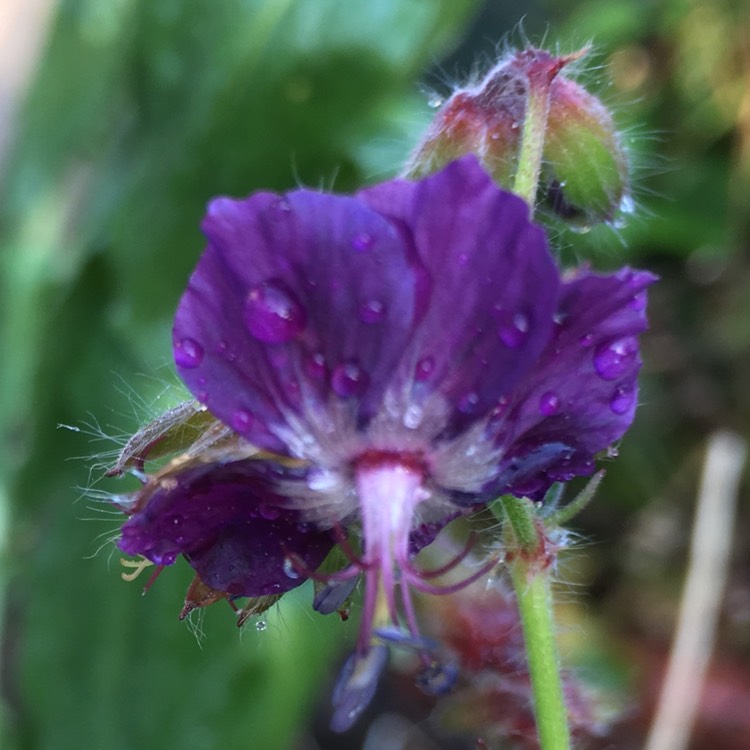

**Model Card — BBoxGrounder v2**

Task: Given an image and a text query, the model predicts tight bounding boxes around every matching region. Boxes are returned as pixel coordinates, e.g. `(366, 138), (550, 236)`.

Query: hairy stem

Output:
(502, 495), (571, 750)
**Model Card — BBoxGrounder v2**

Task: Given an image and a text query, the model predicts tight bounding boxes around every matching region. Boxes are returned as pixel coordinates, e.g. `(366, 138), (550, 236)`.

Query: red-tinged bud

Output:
(404, 47), (629, 226)
(544, 73), (630, 226)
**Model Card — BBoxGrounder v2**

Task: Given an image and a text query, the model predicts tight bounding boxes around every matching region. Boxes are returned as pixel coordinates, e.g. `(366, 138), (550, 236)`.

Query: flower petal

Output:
(361, 156), (560, 431)
(490, 267), (657, 497)
(118, 460), (335, 596)
(173, 189), (420, 453)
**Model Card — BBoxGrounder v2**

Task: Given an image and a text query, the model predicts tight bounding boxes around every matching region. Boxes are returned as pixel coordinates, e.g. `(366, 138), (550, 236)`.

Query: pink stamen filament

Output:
(402, 553), (499, 596)
(412, 533), (479, 579)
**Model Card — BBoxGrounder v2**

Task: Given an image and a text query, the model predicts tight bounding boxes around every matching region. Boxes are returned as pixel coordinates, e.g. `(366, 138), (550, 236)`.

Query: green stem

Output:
(512, 72), (553, 209)
(512, 563), (571, 750)
(502, 495), (571, 750)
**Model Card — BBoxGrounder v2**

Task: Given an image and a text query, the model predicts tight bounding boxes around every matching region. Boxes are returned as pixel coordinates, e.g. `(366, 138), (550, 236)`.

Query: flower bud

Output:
(404, 48), (629, 226)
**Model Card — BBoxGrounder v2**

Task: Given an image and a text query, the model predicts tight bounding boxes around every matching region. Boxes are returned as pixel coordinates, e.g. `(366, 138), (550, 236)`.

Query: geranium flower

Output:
(117, 156), (654, 729)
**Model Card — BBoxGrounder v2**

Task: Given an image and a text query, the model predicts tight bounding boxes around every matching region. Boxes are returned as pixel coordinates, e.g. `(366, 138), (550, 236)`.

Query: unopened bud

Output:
(405, 48), (629, 226)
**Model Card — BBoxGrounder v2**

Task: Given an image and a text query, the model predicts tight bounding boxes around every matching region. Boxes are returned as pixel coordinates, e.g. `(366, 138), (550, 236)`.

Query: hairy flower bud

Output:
(405, 48), (629, 226)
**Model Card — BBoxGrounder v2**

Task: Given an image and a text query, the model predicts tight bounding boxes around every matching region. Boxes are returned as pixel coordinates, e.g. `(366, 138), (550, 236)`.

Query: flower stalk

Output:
(498, 52), (592, 744)
(502, 495), (571, 750)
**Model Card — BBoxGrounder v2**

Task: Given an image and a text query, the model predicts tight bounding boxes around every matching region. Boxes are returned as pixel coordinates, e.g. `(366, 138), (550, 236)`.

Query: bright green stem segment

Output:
(502, 495), (572, 750)
(512, 74), (553, 209)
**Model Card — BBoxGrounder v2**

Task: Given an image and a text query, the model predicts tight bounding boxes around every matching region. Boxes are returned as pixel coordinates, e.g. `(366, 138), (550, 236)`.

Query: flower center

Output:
(354, 452), (427, 652)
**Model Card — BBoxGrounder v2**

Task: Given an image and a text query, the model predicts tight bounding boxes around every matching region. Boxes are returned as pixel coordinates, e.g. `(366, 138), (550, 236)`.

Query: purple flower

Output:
(118, 156), (654, 729)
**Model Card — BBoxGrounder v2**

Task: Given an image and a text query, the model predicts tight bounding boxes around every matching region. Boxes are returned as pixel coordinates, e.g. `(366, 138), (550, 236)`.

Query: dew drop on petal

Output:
(331, 361), (369, 398)
(244, 281), (307, 344)
(579, 333), (594, 348)
(458, 391), (480, 414)
(539, 390), (560, 416)
(489, 396), (510, 422)
(593, 336), (638, 380)
(610, 385), (635, 415)
(258, 505), (280, 521)
(415, 356), (435, 382)
(282, 557), (300, 579)
(351, 232), (373, 252)
(358, 299), (386, 324)
(304, 351), (327, 380)
(174, 338), (204, 368)
(498, 311), (530, 348)
(231, 409), (253, 433)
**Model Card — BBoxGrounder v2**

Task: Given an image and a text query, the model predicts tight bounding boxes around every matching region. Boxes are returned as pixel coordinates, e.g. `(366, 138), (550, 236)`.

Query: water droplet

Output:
(511, 121), (519, 130)
(610, 385), (635, 415)
(304, 351), (327, 380)
(458, 392), (480, 414)
(231, 409), (253, 433)
(244, 281), (306, 344)
(415, 356), (435, 381)
(403, 404), (423, 429)
(282, 557), (300, 579)
(620, 193), (635, 213)
(593, 336), (638, 380)
(579, 333), (594, 348)
(489, 396), (510, 422)
(539, 391), (560, 416)
(331, 361), (369, 398)
(258, 505), (280, 521)
(358, 299), (386, 324)
(174, 337), (204, 368)
(161, 551), (177, 565)
(427, 94), (443, 108)
(255, 620), (267, 632)
(497, 311), (530, 348)
(351, 232), (373, 252)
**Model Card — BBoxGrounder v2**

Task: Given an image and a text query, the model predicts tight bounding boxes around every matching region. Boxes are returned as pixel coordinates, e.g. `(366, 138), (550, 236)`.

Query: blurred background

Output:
(1, 0), (748, 748)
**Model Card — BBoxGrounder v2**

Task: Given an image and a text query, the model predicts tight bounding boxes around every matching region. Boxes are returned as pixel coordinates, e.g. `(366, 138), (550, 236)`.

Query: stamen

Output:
(412, 533), (478, 579)
(142, 564), (166, 593)
(120, 556), (154, 582)
(332, 522), (371, 570)
(403, 554), (499, 596)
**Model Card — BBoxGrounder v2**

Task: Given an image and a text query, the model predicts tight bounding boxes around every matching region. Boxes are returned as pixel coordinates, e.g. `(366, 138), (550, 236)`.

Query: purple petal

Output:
(491, 267), (657, 497)
(118, 460), (334, 596)
(361, 156), (560, 431)
(173, 189), (420, 452)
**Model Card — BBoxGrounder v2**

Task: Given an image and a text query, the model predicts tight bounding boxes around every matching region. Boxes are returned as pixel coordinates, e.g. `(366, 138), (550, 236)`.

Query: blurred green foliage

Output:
(2, 0), (750, 748)
(0, 2), (479, 748)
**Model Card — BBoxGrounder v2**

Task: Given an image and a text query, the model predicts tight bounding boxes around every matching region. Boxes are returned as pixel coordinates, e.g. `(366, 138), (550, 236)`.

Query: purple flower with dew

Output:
(117, 156), (654, 730)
